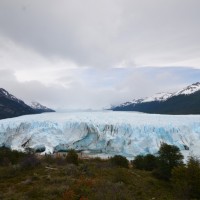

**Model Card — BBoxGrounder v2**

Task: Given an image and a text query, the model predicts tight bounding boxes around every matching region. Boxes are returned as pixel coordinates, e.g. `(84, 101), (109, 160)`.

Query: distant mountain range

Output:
(0, 88), (55, 120)
(111, 82), (200, 114)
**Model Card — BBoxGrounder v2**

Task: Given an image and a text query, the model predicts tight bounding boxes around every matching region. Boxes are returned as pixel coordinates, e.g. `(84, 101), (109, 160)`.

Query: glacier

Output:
(0, 111), (200, 159)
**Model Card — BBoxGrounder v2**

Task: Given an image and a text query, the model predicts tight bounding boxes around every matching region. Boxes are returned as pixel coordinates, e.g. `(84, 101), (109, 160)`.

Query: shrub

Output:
(65, 164), (80, 177)
(172, 156), (200, 199)
(144, 154), (157, 171)
(0, 146), (26, 166)
(63, 189), (76, 200)
(132, 154), (157, 171)
(171, 165), (188, 199)
(186, 157), (200, 197)
(153, 143), (183, 180)
(55, 157), (66, 166)
(110, 155), (129, 168)
(20, 154), (41, 169)
(66, 149), (79, 165)
(43, 154), (57, 165)
(112, 168), (130, 184)
(132, 155), (144, 170)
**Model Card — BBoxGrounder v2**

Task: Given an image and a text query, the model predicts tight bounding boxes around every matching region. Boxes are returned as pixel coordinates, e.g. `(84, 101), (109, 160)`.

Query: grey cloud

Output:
(0, 0), (200, 67)
(0, 0), (200, 109)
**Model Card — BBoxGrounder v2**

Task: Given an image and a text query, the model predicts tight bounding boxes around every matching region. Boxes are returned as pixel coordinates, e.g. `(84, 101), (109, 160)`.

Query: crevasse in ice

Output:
(0, 111), (200, 159)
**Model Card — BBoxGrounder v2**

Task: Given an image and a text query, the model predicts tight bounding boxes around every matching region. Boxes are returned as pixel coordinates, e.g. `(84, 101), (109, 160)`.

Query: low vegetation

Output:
(110, 155), (129, 168)
(66, 149), (79, 165)
(153, 143), (184, 180)
(0, 144), (199, 200)
(131, 154), (157, 171)
(172, 156), (200, 199)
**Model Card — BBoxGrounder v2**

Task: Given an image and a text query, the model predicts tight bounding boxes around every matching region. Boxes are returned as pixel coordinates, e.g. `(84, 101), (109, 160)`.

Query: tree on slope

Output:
(172, 156), (200, 199)
(132, 154), (157, 171)
(154, 143), (183, 180)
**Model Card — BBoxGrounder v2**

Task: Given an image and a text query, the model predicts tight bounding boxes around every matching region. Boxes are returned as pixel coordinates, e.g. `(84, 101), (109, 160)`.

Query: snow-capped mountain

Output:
(115, 99), (142, 108)
(0, 88), (24, 104)
(112, 82), (200, 114)
(142, 92), (173, 103)
(0, 88), (55, 119)
(29, 101), (55, 113)
(174, 82), (200, 96)
(115, 92), (174, 109)
(116, 93), (173, 109)
(0, 111), (199, 159)
(0, 88), (35, 119)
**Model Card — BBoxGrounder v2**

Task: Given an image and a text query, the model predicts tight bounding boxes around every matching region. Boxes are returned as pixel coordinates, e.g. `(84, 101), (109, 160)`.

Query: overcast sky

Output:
(0, 0), (200, 109)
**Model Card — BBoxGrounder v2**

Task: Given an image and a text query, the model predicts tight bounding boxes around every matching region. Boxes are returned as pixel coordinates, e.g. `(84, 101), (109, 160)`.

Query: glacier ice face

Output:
(0, 111), (200, 159)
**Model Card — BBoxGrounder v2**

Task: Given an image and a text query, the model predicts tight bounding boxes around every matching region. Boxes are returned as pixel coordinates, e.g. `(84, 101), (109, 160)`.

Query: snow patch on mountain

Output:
(0, 111), (200, 159)
(0, 88), (24, 104)
(112, 82), (200, 109)
(29, 101), (50, 110)
(117, 99), (144, 108)
(117, 93), (172, 108)
(142, 92), (173, 103)
(174, 82), (200, 96)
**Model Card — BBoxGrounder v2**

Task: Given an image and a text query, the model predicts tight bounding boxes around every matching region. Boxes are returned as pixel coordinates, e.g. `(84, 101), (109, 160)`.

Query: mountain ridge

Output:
(0, 88), (55, 120)
(111, 82), (200, 114)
